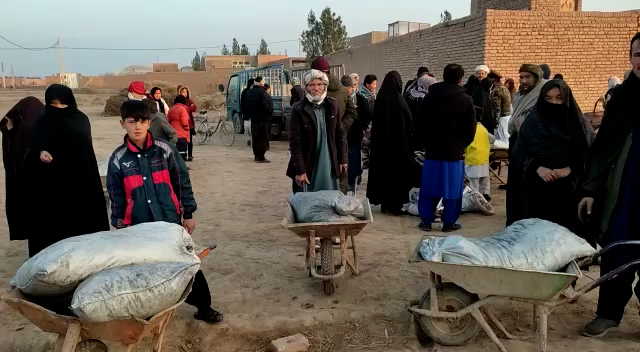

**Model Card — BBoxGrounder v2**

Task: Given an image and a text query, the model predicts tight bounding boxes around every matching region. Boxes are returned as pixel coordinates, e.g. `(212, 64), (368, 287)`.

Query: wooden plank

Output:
(61, 323), (81, 352)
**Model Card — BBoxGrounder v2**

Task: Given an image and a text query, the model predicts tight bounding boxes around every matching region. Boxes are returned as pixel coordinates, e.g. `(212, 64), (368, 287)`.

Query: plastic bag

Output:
(494, 115), (511, 143)
(288, 191), (363, 223)
(70, 262), (199, 322)
(420, 218), (596, 272)
(403, 188), (420, 216)
(11, 222), (201, 296)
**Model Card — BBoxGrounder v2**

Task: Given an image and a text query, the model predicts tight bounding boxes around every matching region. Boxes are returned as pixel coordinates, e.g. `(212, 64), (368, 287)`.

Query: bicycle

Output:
(194, 110), (235, 147)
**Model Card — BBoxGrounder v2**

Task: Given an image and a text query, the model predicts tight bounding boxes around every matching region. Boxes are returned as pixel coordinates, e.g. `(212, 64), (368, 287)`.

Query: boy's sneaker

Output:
(194, 307), (224, 324)
(582, 317), (619, 337)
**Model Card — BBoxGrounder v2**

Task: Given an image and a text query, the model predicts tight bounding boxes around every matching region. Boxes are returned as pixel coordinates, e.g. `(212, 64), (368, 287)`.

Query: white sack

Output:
(11, 222), (200, 296)
(289, 191), (363, 223)
(70, 262), (199, 322)
(420, 218), (596, 272)
(403, 188), (420, 216)
(494, 115), (511, 143)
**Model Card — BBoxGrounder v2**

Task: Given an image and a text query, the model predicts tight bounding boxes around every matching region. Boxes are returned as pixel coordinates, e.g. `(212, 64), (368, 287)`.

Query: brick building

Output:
(152, 63), (179, 73)
(203, 54), (288, 70)
(327, 0), (640, 109)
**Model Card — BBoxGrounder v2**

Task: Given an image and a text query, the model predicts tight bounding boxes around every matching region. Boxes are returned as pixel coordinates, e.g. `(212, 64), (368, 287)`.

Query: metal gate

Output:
(291, 64), (345, 84)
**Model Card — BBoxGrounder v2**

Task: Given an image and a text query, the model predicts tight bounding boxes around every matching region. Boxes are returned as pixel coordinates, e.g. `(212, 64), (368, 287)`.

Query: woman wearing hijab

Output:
(23, 85), (109, 257)
(366, 71), (415, 215)
(464, 75), (480, 97)
(177, 85), (197, 161)
(506, 80), (591, 228)
(472, 77), (496, 133)
(405, 75), (437, 119)
(149, 87), (170, 115)
(2, 97), (45, 242)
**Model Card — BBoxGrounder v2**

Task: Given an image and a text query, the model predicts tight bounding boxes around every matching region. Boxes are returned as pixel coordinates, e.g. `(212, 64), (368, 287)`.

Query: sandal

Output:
(194, 307), (224, 324)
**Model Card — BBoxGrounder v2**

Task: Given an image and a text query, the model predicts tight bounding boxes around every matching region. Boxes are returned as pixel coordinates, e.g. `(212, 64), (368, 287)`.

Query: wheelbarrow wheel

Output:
(320, 238), (335, 295)
(416, 283), (481, 346)
(75, 339), (108, 352)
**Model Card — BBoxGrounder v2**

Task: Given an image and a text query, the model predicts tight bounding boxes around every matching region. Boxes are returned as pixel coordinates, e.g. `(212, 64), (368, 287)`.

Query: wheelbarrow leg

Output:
(346, 235), (359, 275)
(536, 305), (550, 352)
(469, 308), (507, 352)
(306, 230), (316, 276)
(55, 322), (81, 352)
(152, 310), (174, 352)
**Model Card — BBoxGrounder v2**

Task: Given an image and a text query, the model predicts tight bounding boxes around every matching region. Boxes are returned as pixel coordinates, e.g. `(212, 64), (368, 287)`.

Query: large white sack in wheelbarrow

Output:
(420, 218), (596, 272)
(70, 262), (200, 322)
(11, 222), (201, 296)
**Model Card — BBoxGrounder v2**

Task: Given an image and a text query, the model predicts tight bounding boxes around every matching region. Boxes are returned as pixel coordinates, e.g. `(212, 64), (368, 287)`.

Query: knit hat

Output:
(310, 57), (330, 73)
(128, 81), (145, 95)
(519, 64), (543, 82)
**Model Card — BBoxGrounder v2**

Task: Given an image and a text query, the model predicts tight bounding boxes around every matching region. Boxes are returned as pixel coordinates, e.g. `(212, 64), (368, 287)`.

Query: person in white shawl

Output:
(508, 64), (546, 137)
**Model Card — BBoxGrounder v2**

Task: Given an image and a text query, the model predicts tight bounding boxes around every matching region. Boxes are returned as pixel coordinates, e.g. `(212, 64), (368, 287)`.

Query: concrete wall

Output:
(351, 31), (389, 47)
(384, 14), (487, 85)
(46, 69), (237, 95)
(327, 41), (387, 85)
(484, 9), (640, 108)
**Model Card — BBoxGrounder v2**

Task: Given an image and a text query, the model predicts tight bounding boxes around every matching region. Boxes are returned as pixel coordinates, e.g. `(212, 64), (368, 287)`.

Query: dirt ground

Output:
(1, 89), (640, 352)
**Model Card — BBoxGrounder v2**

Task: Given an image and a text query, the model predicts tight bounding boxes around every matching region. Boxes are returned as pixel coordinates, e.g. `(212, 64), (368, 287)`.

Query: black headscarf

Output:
(23, 84), (108, 254)
(366, 71), (416, 210)
(464, 75), (480, 96)
(2, 96), (45, 241)
(472, 78), (495, 130)
(174, 95), (188, 105)
(150, 87), (165, 114)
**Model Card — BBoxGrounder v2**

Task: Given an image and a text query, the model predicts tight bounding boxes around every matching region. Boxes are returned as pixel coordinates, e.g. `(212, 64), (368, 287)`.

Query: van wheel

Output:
(233, 113), (243, 134)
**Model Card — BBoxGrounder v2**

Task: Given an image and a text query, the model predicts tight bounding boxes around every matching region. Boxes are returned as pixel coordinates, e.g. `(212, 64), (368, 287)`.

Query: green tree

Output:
(301, 7), (349, 60)
(191, 51), (202, 71)
(232, 38), (240, 55)
(221, 44), (230, 55)
(440, 10), (452, 23)
(200, 50), (207, 71)
(256, 38), (271, 55)
(240, 44), (250, 55)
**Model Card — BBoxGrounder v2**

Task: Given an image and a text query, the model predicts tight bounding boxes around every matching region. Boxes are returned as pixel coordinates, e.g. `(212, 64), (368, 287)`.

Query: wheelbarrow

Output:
(2, 245), (217, 352)
(281, 197), (373, 295)
(407, 238), (640, 352)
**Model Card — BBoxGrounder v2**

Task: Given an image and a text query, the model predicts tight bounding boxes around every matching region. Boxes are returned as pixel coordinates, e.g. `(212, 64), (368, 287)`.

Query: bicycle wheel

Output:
(195, 120), (210, 144)
(219, 121), (236, 147)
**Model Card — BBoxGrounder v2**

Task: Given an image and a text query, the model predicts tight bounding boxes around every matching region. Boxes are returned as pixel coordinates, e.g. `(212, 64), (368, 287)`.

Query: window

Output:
(232, 61), (253, 68)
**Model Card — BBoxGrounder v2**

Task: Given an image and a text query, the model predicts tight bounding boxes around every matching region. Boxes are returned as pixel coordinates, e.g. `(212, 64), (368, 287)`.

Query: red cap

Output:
(311, 57), (330, 73)
(127, 81), (145, 95)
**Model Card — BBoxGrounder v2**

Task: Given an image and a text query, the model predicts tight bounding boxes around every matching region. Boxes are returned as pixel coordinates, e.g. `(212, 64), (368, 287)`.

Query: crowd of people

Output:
(1, 31), (639, 339)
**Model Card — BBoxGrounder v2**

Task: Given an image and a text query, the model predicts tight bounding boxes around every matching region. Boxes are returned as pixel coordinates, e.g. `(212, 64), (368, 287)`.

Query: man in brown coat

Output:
(310, 57), (356, 194)
(287, 69), (347, 193)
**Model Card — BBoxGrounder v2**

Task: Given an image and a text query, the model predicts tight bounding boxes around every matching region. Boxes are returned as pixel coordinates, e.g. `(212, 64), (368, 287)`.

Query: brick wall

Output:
(484, 9), (640, 109)
(475, 0), (531, 13)
(384, 14), (487, 86)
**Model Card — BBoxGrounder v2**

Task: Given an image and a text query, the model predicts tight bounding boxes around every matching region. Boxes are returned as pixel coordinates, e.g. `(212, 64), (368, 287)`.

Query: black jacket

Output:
(351, 92), (374, 146)
(286, 97), (347, 180)
(290, 86), (305, 106)
(417, 82), (477, 160)
(240, 86), (252, 120)
(244, 85), (274, 123)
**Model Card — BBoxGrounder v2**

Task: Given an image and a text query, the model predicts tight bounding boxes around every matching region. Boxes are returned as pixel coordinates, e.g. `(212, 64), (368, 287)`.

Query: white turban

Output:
(475, 65), (490, 74)
(304, 69), (328, 105)
(608, 76), (622, 91)
(349, 73), (359, 82)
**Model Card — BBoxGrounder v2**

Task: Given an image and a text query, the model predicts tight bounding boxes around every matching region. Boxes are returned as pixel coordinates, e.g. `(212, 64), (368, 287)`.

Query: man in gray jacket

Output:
(146, 99), (177, 145)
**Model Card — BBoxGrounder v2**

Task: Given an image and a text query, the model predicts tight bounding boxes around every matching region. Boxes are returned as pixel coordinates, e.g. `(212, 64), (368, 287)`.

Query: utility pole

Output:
(57, 37), (64, 84)
(298, 39), (302, 57)
(1, 62), (5, 89)
(11, 64), (15, 89)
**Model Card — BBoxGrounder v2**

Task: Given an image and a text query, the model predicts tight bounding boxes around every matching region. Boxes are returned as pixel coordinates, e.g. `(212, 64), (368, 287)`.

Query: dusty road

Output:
(1, 89), (639, 352)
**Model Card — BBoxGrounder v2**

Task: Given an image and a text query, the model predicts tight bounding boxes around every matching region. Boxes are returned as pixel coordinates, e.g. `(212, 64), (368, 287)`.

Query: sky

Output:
(0, 0), (638, 77)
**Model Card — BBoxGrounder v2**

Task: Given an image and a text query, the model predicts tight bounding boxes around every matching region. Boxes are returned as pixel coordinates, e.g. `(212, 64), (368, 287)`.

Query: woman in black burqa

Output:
(506, 80), (592, 228)
(366, 71), (415, 215)
(23, 84), (109, 257)
(2, 97), (45, 242)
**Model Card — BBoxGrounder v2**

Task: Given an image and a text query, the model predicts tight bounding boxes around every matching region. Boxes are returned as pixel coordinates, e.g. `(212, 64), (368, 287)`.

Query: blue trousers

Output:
(419, 196), (462, 225)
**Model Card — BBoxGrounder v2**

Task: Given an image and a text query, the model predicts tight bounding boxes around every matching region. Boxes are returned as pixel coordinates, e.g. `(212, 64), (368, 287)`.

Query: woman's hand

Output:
(553, 167), (571, 179)
(40, 151), (53, 163)
(537, 166), (557, 183)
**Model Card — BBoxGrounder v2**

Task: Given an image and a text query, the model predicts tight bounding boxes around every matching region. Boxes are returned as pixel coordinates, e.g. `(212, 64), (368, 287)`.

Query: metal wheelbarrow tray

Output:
(281, 198), (373, 295)
(407, 237), (640, 352)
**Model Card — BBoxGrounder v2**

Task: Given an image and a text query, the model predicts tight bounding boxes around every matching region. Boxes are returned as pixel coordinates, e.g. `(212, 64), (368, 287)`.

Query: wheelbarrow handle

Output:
(585, 240), (640, 264)
(577, 258), (640, 294)
(198, 244), (217, 259)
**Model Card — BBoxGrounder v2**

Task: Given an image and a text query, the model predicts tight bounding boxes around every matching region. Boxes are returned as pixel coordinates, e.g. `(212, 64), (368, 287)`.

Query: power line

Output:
(0, 34), (298, 51)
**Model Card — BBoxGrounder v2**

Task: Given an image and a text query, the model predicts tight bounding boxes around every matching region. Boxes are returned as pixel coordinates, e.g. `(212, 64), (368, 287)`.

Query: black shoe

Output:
(442, 223), (462, 232)
(391, 210), (409, 216)
(483, 194), (492, 202)
(194, 307), (224, 324)
(255, 159), (271, 163)
(419, 222), (432, 232)
(498, 184), (508, 190)
(582, 317), (619, 337)
(186, 157), (193, 162)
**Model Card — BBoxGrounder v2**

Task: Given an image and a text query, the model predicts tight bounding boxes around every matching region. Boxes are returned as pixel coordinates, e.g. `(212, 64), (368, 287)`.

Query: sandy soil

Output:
(1, 89), (640, 352)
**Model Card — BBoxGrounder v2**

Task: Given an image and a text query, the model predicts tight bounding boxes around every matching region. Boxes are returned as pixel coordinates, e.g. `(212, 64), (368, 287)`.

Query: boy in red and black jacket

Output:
(107, 100), (223, 323)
